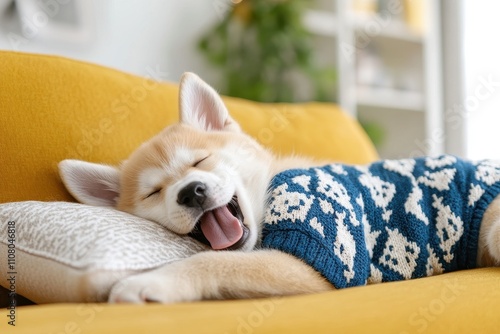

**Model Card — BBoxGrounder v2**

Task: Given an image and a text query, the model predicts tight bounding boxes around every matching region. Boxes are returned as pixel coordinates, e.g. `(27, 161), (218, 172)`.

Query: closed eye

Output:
(145, 188), (162, 199)
(193, 155), (210, 167)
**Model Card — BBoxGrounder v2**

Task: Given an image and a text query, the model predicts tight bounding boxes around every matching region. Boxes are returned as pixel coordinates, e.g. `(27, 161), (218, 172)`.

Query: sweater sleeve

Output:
(261, 166), (370, 288)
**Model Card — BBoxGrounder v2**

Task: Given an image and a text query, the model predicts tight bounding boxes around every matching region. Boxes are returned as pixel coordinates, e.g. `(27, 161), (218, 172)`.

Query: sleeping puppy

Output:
(59, 72), (500, 303)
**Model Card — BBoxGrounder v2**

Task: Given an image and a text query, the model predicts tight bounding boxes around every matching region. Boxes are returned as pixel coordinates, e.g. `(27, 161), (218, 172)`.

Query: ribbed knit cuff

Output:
(262, 225), (361, 289)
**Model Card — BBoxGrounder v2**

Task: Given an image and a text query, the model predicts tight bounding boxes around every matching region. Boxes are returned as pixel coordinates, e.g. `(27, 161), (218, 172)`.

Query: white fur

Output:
(163, 147), (197, 176)
(138, 167), (166, 196)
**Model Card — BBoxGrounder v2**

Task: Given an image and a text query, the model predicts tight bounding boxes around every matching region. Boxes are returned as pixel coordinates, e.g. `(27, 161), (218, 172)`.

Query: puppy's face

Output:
(59, 73), (273, 251)
(118, 123), (272, 251)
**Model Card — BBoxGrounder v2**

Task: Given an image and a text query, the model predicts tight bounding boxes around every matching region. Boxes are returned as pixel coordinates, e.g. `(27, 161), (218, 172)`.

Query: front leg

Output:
(108, 249), (333, 304)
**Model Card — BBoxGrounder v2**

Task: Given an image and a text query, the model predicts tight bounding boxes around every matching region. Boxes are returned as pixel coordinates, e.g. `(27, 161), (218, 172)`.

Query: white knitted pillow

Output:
(0, 201), (206, 303)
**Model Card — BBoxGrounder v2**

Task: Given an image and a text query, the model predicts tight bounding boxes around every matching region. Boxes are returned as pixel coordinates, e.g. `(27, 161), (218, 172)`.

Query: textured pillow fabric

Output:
(0, 50), (377, 204)
(0, 201), (206, 303)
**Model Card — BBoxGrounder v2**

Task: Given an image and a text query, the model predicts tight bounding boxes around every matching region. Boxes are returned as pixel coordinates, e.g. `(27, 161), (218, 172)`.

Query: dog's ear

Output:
(58, 159), (120, 207)
(179, 72), (240, 132)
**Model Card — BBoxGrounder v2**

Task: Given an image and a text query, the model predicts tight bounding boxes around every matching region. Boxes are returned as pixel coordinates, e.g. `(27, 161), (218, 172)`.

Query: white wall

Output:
(0, 0), (227, 83)
(462, 1), (500, 160)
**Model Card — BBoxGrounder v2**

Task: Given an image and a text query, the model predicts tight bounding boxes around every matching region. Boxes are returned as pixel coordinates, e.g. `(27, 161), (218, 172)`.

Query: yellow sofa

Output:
(1, 50), (500, 333)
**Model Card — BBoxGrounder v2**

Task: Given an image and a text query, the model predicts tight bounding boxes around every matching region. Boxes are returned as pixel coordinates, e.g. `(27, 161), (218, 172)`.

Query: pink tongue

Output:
(200, 206), (243, 250)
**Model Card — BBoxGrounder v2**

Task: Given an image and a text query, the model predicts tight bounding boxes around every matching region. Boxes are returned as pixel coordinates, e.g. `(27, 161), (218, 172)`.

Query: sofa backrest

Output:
(0, 51), (378, 203)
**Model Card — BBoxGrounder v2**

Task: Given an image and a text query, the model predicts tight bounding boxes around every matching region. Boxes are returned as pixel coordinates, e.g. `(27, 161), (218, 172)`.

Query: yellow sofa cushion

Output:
(0, 50), (377, 204)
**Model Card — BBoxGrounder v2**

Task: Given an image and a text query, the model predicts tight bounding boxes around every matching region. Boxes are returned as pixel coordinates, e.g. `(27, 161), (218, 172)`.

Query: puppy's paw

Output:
(108, 268), (200, 304)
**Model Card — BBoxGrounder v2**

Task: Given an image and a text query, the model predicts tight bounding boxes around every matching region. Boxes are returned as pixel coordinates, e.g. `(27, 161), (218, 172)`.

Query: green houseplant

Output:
(198, 0), (336, 103)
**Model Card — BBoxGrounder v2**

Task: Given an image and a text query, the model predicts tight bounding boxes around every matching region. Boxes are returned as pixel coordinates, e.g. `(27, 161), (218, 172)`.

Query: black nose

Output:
(177, 181), (207, 208)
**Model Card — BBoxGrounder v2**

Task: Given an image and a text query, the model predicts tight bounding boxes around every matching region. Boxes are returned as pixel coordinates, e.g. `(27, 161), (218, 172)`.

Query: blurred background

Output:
(0, 0), (498, 160)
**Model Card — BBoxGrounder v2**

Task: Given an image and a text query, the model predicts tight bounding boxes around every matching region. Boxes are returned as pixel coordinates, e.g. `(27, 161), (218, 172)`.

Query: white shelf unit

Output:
(305, 0), (443, 159)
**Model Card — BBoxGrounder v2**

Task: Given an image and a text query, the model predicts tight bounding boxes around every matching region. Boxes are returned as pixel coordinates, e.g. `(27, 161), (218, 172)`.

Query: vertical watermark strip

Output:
(6, 220), (16, 326)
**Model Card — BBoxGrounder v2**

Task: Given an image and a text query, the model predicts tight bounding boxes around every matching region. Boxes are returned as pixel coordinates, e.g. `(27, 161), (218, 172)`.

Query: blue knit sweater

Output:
(261, 155), (500, 288)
